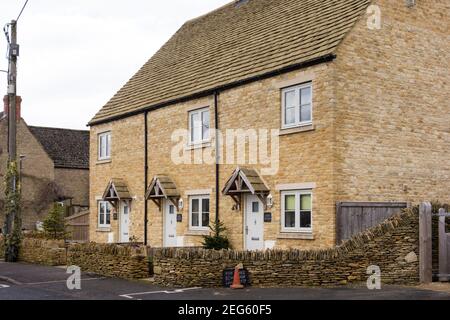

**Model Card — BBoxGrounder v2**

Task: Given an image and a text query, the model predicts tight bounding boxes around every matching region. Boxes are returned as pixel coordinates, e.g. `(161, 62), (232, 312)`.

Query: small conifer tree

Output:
(202, 220), (231, 250)
(43, 203), (67, 240)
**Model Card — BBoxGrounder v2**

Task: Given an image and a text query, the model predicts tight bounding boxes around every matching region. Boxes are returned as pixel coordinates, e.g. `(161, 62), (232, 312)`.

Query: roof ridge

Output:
(29, 125), (89, 133)
(90, 0), (371, 125)
(184, 0), (236, 24)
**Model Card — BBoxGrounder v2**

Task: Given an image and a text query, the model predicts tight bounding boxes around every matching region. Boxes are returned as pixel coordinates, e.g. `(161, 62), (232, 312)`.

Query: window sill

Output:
(279, 124), (315, 136)
(96, 159), (112, 165)
(185, 141), (212, 151)
(185, 230), (210, 236)
(96, 227), (111, 233)
(277, 232), (314, 240)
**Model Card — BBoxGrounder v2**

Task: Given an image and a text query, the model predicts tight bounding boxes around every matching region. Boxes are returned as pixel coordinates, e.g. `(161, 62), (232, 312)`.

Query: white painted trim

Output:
(185, 189), (213, 196)
(98, 131), (112, 161)
(95, 196), (103, 201)
(188, 107), (210, 145)
(188, 195), (210, 231)
(275, 73), (315, 89)
(276, 183), (316, 191)
(184, 141), (212, 151)
(98, 201), (111, 229)
(281, 190), (313, 233)
(281, 82), (313, 130)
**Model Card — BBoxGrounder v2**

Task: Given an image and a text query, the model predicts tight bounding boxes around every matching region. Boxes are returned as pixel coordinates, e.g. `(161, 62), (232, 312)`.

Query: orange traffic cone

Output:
(230, 267), (244, 289)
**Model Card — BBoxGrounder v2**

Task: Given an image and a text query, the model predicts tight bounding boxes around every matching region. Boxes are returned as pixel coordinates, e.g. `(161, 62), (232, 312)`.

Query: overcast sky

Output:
(0, 0), (230, 130)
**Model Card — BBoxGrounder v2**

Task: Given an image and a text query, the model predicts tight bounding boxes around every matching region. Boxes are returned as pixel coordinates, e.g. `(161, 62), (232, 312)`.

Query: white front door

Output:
(245, 195), (264, 251)
(120, 201), (130, 243)
(164, 200), (178, 247)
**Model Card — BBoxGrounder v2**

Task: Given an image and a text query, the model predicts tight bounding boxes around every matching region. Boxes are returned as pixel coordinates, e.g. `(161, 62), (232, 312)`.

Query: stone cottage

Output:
(0, 96), (90, 231)
(88, 0), (449, 250)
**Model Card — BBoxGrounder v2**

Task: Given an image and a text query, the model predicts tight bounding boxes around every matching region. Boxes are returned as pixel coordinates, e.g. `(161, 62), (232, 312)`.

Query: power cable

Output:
(16, 0), (29, 22)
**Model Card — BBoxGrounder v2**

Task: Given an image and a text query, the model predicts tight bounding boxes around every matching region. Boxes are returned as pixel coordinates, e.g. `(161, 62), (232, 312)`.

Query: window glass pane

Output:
(191, 112), (201, 142)
(192, 212), (199, 227)
(284, 90), (296, 125)
(300, 194), (312, 211)
(99, 135), (105, 158)
(202, 199), (210, 227)
(169, 205), (175, 214)
(285, 195), (295, 211)
(191, 199), (199, 227)
(301, 87), (312, 105)
(192, 199), (199, 212)
(202, 198), (209, 213)
(106, 133), (111, 157)
(99, 203), (105, 225)
(285, 211), (296, 228)
(300, 104), (312, 122)
(285, 107), (295, 125)
(106, 212), (111, 225)
(300, 211), (312, 229)
(252, 202), (259, 213)
(202, 212), (209, 227)
(285, 90), (296, 107)
(202, 111), (210, 140)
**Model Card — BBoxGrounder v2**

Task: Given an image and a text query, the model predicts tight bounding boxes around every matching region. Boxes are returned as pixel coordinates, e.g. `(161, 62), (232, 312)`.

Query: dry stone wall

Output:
(67, 243), (149, 279)
(18, 238), (67, 266)
(152, 209), (419, 287)
(0, 236), (149, 280)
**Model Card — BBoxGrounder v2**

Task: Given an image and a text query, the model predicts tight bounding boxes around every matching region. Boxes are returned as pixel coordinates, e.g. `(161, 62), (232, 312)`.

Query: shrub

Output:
(43, 203), (68, 240)
(202, 220), (231, 250)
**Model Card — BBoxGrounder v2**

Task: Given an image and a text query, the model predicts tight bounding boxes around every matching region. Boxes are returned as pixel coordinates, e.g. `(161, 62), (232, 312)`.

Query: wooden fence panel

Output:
(336, 202), (408, 244)
(438, 208), (450, 282)
(419, 202), (433, 283)
(65, 210), (90, 243)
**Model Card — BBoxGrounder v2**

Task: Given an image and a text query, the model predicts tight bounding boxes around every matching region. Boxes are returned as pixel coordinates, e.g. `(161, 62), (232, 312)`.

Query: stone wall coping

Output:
(153, 209), (415, 262)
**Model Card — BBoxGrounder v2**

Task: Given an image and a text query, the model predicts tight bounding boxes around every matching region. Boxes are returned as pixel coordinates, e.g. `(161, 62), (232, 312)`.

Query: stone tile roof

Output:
(102, 178), (132, 200)
(29, 126), (90, 169)
(89, 0), (370, 125)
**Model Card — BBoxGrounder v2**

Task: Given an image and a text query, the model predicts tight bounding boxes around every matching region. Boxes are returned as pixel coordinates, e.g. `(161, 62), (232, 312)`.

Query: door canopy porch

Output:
(102, 178), (132, 207)
(145, 175), (180, 211)
(222, 167), (270, 210)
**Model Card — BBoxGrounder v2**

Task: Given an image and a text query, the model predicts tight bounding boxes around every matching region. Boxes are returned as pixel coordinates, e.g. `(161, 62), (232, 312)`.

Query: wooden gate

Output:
(65, 210), (90, 243)
(419, 203), (450, 283)
(336, 202), (408, 244)
(437, 208), (450, 281)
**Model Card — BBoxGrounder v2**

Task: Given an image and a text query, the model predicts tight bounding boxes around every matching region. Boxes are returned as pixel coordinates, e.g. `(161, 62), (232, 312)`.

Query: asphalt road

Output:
(1, 261), (450, 300)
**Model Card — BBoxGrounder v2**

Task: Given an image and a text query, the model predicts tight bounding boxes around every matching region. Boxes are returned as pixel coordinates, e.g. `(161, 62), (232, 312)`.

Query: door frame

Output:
(119, 200), (130, 243)
(243, 194), (264, 251)
(163, 199), (177, 247)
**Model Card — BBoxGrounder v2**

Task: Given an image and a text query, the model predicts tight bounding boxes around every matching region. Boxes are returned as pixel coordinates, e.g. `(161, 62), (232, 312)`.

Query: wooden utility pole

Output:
(8, 20), (18, 162)
(4, 20), (18, 237)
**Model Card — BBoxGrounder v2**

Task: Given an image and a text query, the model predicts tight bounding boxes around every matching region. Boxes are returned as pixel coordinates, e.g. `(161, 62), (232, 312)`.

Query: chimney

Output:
(3, 95), (22, 121)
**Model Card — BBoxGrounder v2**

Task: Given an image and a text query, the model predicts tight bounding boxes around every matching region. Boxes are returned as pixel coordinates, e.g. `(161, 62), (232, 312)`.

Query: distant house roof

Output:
(29, 126), (89, 169)
(89, 0), (370, 125)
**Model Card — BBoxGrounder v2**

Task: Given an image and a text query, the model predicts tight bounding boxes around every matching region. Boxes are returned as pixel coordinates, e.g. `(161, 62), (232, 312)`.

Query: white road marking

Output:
(120, 287), (202, 300)
(0, 284), (10, 289)
(24, 277), (106, 286)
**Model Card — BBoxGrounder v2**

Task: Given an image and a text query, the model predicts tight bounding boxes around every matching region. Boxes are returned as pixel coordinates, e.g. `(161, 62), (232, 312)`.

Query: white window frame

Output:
(281, 82), (313, 129)
(188, 107), (210, 145)
(189, 195), (210, 231)
(98, 201), (111, 228)
(98, 131), (112, 161)
(281, 190), (313, 233)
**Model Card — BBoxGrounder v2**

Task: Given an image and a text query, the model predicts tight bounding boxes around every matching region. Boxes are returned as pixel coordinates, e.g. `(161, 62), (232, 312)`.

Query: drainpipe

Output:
(214, 91), (220, 225)
(144, 111), (149, 245)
